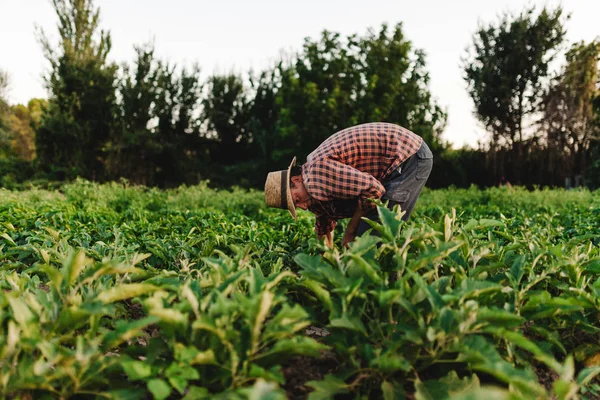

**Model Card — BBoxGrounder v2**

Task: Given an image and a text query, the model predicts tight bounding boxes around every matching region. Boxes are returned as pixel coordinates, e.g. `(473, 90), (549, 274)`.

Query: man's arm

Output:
(317, 231), (334, 249)
(342, 204), (367, 247)
(315, 215), (336, 249)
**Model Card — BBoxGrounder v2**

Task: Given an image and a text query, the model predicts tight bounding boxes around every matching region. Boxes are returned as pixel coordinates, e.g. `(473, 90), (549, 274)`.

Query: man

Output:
(264, 122), (433, 248)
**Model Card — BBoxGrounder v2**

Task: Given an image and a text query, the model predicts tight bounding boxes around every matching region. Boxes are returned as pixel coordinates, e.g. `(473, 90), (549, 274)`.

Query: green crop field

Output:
(1, 180), (600, 400)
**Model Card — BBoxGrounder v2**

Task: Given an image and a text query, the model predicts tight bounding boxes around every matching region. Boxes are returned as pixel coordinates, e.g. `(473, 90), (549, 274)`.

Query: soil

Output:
(282, 351), (339, 400)
(282, 326), (339, 399)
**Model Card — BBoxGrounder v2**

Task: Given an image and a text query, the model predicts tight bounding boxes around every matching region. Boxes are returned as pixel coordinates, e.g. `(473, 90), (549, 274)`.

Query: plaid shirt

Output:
(302, 123), (423, 235)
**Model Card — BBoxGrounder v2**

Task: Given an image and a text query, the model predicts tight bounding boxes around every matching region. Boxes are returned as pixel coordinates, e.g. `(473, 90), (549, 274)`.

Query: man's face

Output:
(290, 175), (313, 210)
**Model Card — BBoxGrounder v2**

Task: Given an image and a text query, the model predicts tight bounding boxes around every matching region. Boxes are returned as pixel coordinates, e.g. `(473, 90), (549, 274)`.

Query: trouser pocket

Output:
(416, 142), (433, 181)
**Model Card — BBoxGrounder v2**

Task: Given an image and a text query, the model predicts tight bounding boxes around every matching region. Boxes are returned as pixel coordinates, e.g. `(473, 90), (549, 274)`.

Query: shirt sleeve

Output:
(308, 159), (385, 215)
(314, 214), (337, 236)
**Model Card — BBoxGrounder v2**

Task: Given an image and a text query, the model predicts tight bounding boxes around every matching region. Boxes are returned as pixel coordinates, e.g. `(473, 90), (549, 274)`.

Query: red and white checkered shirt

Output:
(302, 122), (423, 235)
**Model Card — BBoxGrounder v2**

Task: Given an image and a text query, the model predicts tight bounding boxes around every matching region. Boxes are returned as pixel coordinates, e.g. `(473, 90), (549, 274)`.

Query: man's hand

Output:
(342, 228), (356, 248)
(343, 205), (368, 248)
(318, 232), (334, 249)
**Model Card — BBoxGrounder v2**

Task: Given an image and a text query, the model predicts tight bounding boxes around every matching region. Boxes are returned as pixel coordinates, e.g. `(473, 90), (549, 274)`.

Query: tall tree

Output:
(157, 65), (204, 186)
(463, 6), (566, 183)
(36, 0), (117, 180)
(247, 65), (283, 174)
(585, 69), (600, 188)
(277, 30), (360, 159)
(277, 24), (446, 163)
(106, 44), (162, 185)
(542, 41), (600, 186)
(201, 74), (250, 164)
(357, 24), (447, 150)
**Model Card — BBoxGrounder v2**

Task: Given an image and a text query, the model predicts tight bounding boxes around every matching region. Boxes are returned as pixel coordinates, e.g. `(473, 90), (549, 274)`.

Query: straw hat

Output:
(264, 156), (297, 219)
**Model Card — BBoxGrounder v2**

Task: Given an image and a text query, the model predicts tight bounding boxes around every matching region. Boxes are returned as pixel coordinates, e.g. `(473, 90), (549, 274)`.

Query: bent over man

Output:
(264, 122), (433, 248)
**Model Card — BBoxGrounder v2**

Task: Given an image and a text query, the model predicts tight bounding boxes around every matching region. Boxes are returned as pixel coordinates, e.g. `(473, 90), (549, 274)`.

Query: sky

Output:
(0, 0), (598, 148)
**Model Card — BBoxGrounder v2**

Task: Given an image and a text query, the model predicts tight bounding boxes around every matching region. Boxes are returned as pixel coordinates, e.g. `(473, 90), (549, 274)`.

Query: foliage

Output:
(542, 41), (600, 185)
(36, 0), (118, 181)
(463, 6), (566, 183)
(277, 24), (446, 161)
(105, 44), (163, 186)
(202, 74), (250, 165)
(0, 181), (599, 398)
(6, 99), (46, 161)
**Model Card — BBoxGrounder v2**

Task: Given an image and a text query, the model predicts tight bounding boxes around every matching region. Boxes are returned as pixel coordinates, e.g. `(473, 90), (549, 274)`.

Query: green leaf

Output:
(553, 378), (578, 400)
(477, 308), (525, 328)
(165, 363), (200, 394)
(248, 364), (285, 385)
(294, 253), (327, 272)
(240, 379), (287, 400)
(147, 379), (171, 400)
(102, 316), (159, 349)
(479, 219), (503, 228)
(250, 290), (274, 353)
(329, 315), (366, 334)
(347, 254), (382, 283)
(457, 336), (545, 398)
(182, 386), (210, 400)
(577, 366), (600, 386)
(450, 387), (514, 400)
(439, 307), (455, 333)
(415, 372), (480, 400)
(1, 232), (16, 246)
(382, 380), (405, 400)
(256, 337), (328, 363)
(8, 296), (34, 327)
(97, 283), (160, 303)
(168, 376), (188, 395)
(490, 329), (562, 373)
(373, 352), (411, 373)
(406, 269), (445, 310)
(175, 345), (216, 365)
(509, 255), (525, 286)
(122, 360), (152, 381)
(377, 205), (403, 239)
(61, 249), (90, 286)
(454, 279), (502, 300)
(106, 389), (147, 400)
(349, 234), (380, 255)
(306, 375), (349, 400)
(300, 279), (333, 312)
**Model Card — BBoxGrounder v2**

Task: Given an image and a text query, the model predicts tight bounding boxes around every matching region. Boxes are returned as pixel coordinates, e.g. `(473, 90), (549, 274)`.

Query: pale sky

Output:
(0, 0), (598, 148)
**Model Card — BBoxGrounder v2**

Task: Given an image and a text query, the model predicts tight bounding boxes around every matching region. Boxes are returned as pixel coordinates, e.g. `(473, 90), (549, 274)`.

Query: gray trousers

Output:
(356, 141), (433, 236)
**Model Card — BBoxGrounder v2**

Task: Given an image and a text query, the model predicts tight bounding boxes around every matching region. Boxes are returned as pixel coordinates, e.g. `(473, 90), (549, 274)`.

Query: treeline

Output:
(463, 7), (600, 188)
(0, 0), (598, 190)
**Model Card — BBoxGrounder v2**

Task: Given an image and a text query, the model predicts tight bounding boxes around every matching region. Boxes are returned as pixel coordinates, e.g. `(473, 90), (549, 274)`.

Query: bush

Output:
(0, 158), (35, 189)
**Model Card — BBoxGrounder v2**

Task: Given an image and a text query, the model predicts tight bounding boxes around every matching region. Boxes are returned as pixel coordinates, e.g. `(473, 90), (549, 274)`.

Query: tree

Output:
(277, 30), (360, 159)
(7, 99), (46, 161)
(0, 70), (10, 157)
(36, 0), (117, 180)
(356, 24), (447, 150)
(247, 65), (283, 175)
(106, 44), (162, 185)
(153, 64), (203, 187)
(542, 41), (600, 186)
(277, 24), (446, 163)
(201, 74), (250, 165)
(586, 77), (600, 189)
(463, 6), (566, 184)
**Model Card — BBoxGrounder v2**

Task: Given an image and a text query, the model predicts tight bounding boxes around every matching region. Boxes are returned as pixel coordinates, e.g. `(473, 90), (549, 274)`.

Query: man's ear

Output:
(290, 175), (301, 188)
